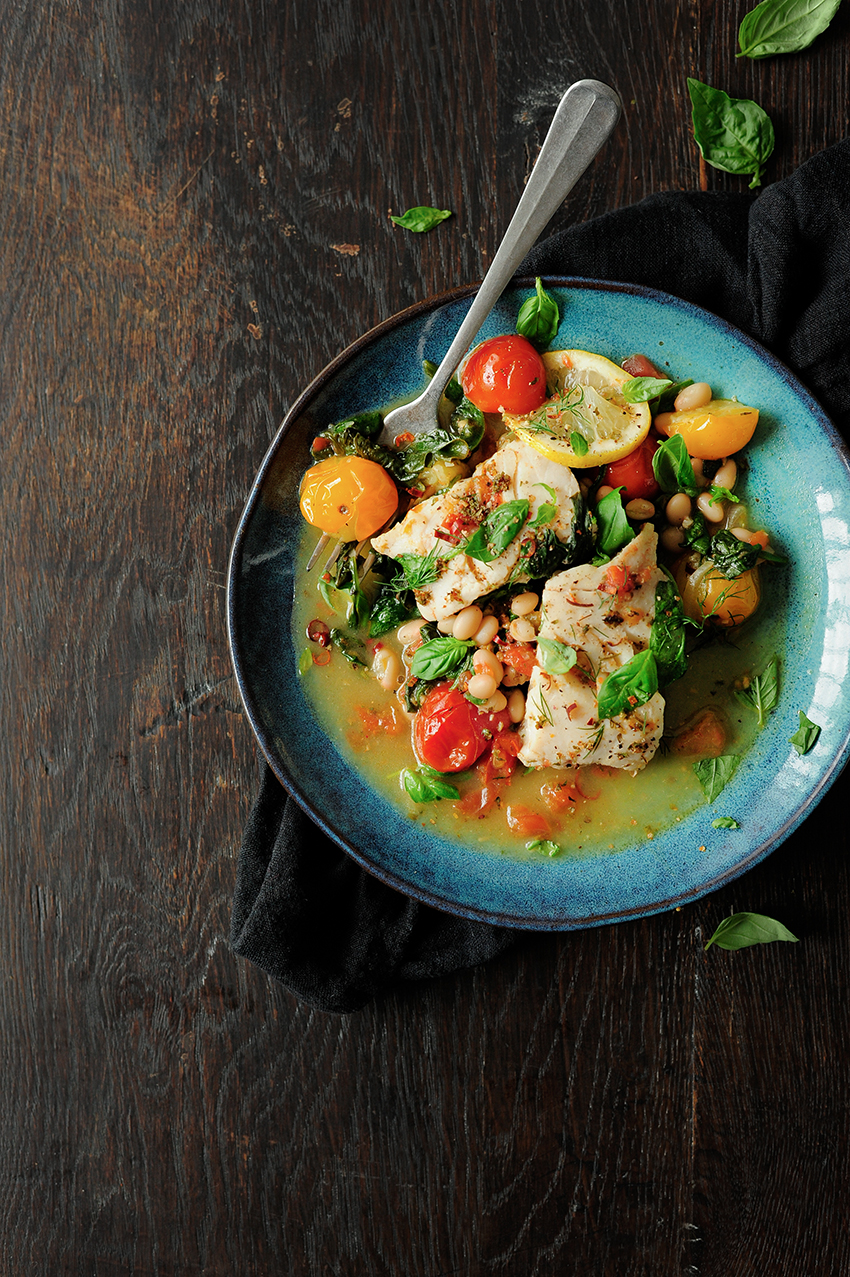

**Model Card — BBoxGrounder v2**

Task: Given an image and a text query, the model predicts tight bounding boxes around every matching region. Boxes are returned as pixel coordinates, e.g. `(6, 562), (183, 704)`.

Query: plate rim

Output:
(227, 276), (850, 930)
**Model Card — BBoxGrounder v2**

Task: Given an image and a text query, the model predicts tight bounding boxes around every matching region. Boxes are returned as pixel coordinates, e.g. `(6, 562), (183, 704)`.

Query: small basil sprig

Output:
(737, 653), (780, 728)
(621, 376), (673, 404)
(712, 816), (741, 829)
(687, 78), (775, 190)
(693, 754), (740, 802)
(705, 912), (798, 951)
(653, 433), (699, 496)
(737, 0), (842, 59)
(463, 499), (530, 563)
(790, 710), (822, 755)
(409, 635), (474, 681)
(390, 206), (453, 232)
(527, 837), (562, 857)
(598, 650), (659, 720)
(537, 638), (578, 675)
(401, 765), (461, 803)
(516, 277), (560, 349)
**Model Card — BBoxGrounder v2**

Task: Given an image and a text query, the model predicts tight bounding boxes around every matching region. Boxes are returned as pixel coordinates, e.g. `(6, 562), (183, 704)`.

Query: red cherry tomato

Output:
(602, 433), (661, 502)
(461, 334), (547, 414)
(622, 353), (662, 378)
(413, 683), (512, 773)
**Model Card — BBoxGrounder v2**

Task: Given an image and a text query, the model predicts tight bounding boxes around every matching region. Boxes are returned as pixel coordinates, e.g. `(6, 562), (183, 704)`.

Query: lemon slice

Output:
(505, 349), (652, 468)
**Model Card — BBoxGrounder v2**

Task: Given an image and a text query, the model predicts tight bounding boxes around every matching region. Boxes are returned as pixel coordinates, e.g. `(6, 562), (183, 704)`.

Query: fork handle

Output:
(397, 79), (621, 423)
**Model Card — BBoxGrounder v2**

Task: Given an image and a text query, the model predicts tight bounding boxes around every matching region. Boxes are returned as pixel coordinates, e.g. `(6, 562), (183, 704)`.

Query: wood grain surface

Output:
(1, 0), (849, 1272)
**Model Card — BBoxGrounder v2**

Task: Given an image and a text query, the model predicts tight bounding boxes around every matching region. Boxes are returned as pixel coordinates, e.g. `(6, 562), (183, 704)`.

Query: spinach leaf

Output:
(790, 710), (821, 755)
(598, 650), (659, 720)
(652, 379), (694, 412)
(687, 78), (775, 189)
(653, 433), (699, 496)
(704, 912), (798, 951)
(693, 754), (740, 802)
(463, 499), (530, 562)
(526, 837), (562, 857)
(318, 543), (369, 628)
(329, 628), (368, 668)
(409, 635), (474, 681)
(390, 206), (453, 232)
(712, 816), (741, 829)
(369, 584), (417, 637)
(737, 653), (780, 727)
(708, 529), (760, 578)
(516, 277), (560, 349)
(449, 397), (486, 451)
(326, 410), (383, 439)
(595, 488), (634, 559)
(512, 527), (568, 581)
(537, 638), (578, 675)
(392, 427), (476, 485)
(423, 360), (464, 405)
(621, 376), (673, 404)
(401, 765), (461, 803)
(737, 0), (841, 59)
(650, 578), (689, 685)
(682, 510), (712, 556)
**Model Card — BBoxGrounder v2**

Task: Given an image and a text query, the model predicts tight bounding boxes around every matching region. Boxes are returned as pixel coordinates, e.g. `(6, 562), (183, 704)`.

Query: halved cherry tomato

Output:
(413, 683), (512, 773)
(601, 432), (661, 501)
(506, 804), (552, 838)
(654, 399), (759, 460)
(460, 334), (547, 414)
(299, 455), (398, 541)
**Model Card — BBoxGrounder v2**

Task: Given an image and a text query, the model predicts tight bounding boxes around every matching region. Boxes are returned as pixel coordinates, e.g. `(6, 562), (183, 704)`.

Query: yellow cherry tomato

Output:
(654, 398), (759, 460)
(299, 455), (398, 541)
(675, 558), (761, 628)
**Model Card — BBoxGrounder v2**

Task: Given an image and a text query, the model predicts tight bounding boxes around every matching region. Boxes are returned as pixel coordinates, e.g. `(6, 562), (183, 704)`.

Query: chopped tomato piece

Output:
(497, 639), (537, 681)
(541, 778), (582, 813)
(478, 729), (522, 784)
(669, 708), (728, 758)
(413, 683), (512, 772)
(601, 564), (635, 597)
(506, 804), (552, 838)
(622, 353), (662, 378)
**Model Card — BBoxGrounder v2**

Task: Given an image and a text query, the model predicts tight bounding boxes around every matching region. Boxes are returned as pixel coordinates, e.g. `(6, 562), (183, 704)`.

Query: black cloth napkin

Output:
(231, 139), (850, 1014)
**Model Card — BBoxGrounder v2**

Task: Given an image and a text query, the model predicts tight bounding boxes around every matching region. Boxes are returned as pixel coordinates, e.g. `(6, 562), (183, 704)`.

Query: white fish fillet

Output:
(370, 438), (580, 622)
(519, 524), (666, 771)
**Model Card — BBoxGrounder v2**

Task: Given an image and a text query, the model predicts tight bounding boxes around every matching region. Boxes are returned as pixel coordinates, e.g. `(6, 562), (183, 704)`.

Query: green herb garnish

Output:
(537, 638), (578, 675)
(705, 912), (798, 951)
(409, 635), (474, 681)
(598, 650), (659, 720)
(462, 499), (530, 563)
(401, 765), (461, 803)
(712, 816), (741, 829)
(516, 277), (560, 349)
(687, 78), (775, 189)
(391, 206), (453, 232)
(621, 376), (673, 404)
(652, 433), (699, 496)
(737, 0), (842, 59)
(693, 754), (740, 802)
(526, 837), (562, 857)
(737, 654), (780, 728)
(595, 488), (634, 559)
(789, 710), (822, 756)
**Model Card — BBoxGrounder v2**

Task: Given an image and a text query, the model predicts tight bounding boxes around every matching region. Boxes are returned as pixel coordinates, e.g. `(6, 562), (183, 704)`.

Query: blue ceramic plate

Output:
(227, 279), (850, 929)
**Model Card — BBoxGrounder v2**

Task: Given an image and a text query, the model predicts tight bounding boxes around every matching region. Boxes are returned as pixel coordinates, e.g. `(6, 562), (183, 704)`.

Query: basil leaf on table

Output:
(598, 650), (659, 720)
(704, 912), (799, 951)
(537, 638), (578, 675)
(516, 277), (560, 349)
(595, 488), (634, 559)
(409, 635), (474, 681)
(401, 765), (461, 803)
(737, 653), (780, 727)
(621, 376), (673, 404)
(687, 78), (775, 189)
(390, 206), (453, 232)
(693, 754), (740, 802)
(653, 433), (699, 496)
(462, 499), (530, 562)
(790, 710), (822, 755)
(737, 0), (842, 59)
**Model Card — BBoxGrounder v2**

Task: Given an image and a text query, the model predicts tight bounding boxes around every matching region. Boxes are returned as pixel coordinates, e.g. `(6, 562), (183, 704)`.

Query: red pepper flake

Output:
(312, 436), (330, 451)
(566, 702), (577, 720)
(394, 432), (415, 447)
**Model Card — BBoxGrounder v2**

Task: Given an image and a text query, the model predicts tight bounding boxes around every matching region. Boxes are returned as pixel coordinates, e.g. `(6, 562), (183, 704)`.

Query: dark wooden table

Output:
(3, 1), (849, 1272)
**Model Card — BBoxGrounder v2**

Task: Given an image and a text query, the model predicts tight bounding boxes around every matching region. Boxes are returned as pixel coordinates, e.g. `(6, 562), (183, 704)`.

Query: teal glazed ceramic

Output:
(227, 279), (850, 929)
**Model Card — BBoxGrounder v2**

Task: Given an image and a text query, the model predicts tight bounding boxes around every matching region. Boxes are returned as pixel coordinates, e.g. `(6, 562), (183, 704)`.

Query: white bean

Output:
(674, 381), (712, 412)
(665, 493), (692, 525)
(437, 616), (456, 634)
(373, 648), (402, 691)
(691, 458), (709, 488)
(714, 458), (737, 489)
(595, 484), (614, 503)
(473, 614), (500, 646)
(397, 618), (426, 645)
(473, 648), (503, 682)
(511, 591), (539, 616)
(467, 672), (497, 700)
(510, 617), (536, 643)
(697, 491), (725, 523)
(480, 690), (508, 714)
(732, 527), (756, 544)
(625, 498), (655, 521)
(661, 525), (685, 552)
(507, 689), (526, 723)
(452, 604), (483, 641)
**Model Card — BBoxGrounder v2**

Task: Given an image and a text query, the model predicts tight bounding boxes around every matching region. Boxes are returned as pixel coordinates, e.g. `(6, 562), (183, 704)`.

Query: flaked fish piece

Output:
(370, 438), (580, 621)
(519, 524), (666, 771)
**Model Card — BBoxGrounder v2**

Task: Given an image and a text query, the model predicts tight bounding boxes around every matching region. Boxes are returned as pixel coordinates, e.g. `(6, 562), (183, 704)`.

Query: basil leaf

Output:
(527, 837), (562, 857)
(737, 0), (841, 59)
(621, 376), (673, 404)
(595, 488), (634, 559)
(708, 529), (760, 578)
(401, 766), (461, 803)
(409, 635), (473, 681)
(687, 78), (775, 190)
(652, 433), (699, 496)
(737, 653), (780, 728)
(790, 710), (822, 755)
(704, 912), (798, 951)
(527, 502), (557, 530)
(390, 206), (453, 233)
(537, 638), (578, 675)
(712, 816), (741, 829)
(598, 650), (659, 720)
(570, 431), (590, 457)
(693, 754), (740, 802)
(709, 484), (739, 506)
(463, 499), (530, 563)
(516, 277), (560, 349)
(650, 578), (689, 685)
